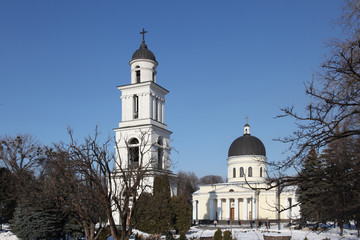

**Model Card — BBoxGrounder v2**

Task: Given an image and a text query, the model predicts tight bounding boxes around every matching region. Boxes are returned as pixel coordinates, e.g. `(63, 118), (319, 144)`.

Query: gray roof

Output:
(228, 134), (266, 157)
(131, 41), (157, 62)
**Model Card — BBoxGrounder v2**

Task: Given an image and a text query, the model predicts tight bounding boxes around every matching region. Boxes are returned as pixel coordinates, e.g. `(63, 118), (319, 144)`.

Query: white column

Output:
(217, 199), (222, 220)
(158, 101), (161, 122)
(152, 98), (156, 120)
(192, 201), (198, 222)
(149, 95), (153, 119)
(253, 197), (257, 220)
(226, 198), (230, 220)
(210, 199), (214, 220)
(235, 198), (239, 220)
(161, 102), (165, 123)
(243, 198), (248, 220)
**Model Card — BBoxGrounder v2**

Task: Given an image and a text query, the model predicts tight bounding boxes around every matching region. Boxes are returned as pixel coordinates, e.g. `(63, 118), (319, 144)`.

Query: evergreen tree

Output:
(133, 175), (172, 234)
(170, 195), (191, 234)
(213, 228), (222, 240)
(11, 204), (63, 240)
(298, 148), (327, 222)
(320, 136), (359, 235)
(152, 175), (172, 234)
(0, 168), (16, 222)
(223, 230), (232, 240)
(132, 192), (155, 233)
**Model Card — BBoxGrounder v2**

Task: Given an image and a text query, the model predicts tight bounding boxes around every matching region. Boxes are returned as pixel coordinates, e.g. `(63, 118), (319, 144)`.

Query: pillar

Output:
(210, 199), (214, 220)
(217, 198), (222, 220)
(253, 197), (257, 220)
(235, 198), (239, 220)
(161, 102), (165, 123)
(243, 198), (248, 220)
(226, 198), (230, 220)
(192, 200), (198, 223)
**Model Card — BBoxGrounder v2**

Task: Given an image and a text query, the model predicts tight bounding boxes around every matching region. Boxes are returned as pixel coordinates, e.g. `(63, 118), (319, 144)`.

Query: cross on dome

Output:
(244, 117), (250, 135)
(140, 28), (147, 42)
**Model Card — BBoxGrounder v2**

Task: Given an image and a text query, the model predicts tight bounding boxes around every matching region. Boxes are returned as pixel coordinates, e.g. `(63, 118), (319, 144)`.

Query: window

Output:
(248, 167), (253, 177)
(135, 67), (140, 83)
(133, 95), (139, 119)
(240, 167), (244, 177)
(157, 137), (163, 170)
(233, 168), (236, 178)
(128, 138), (139, 168)
(155, 99), (158, 121)
(260, 167), (263, 177)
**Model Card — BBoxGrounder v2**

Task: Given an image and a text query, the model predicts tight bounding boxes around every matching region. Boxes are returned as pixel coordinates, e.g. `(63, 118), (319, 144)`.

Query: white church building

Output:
(112, 30), (299, 226)
(192, 122), (300, 225)
(112, 31), (176, 225)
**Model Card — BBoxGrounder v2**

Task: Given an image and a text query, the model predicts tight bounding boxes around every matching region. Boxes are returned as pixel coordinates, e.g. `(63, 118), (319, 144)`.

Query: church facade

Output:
(192, 123), (300, 224)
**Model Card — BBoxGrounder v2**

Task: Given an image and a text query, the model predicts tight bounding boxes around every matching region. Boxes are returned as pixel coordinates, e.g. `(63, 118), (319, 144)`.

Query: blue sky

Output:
(0, 1), (342, 179)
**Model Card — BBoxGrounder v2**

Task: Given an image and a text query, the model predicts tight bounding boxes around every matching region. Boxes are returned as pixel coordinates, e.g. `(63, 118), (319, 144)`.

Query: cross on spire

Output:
(140, 28), (147, 42)
(245, 116), (248, 124)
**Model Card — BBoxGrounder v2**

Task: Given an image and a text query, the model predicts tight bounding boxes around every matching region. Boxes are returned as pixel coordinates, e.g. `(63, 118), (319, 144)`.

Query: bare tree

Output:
(68, 127), (163, 240)
(277, 0), (360, 169)
(0, 134), (44, 174)
(199, 175), (224, 185)
(43, 146), (106, 240)
(177, 171), (199, 204)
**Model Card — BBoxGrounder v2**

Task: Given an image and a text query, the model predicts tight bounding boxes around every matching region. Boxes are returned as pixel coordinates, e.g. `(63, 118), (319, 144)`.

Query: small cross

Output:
(140, 28), (147, 41)
(245, 116), (248, 124)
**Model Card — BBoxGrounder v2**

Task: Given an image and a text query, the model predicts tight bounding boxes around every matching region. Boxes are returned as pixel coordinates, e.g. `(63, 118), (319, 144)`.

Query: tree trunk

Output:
(106, 205), (120, 240)
(83, 221), (91, 240)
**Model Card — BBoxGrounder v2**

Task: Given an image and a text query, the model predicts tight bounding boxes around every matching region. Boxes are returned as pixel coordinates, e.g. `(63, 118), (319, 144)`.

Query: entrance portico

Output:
(199, 195), (258, 221)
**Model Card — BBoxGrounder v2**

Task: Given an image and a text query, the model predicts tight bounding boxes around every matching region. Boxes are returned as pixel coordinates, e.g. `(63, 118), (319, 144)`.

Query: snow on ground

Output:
(185, 225), (360, 240)
(1, 224), (359, 240)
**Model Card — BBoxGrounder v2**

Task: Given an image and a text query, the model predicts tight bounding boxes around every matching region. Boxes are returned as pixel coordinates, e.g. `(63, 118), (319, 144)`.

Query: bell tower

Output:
(114, 29), (173, 181)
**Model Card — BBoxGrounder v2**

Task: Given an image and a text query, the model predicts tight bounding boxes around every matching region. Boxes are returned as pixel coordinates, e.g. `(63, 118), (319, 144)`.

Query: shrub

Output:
(223, 230), (232, 240)
(179, 232), (187, 240)
(214, 228), (222, 240)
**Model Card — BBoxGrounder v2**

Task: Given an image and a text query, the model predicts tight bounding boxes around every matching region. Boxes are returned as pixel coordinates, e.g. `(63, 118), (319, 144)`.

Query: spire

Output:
(244, 117), (250, 135)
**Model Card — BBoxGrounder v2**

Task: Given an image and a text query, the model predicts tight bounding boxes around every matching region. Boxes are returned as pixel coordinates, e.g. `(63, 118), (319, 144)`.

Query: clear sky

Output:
(0, 1), (343, 179)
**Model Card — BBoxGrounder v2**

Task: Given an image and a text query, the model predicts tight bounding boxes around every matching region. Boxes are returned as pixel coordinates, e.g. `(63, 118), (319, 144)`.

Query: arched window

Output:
(248, 167), (253, 177)
(157, 137), (163, 170)
(240, 167), (244, 177)
(133, 95), (139, 119)
(260, 167), (263, 177)
(128, 138), (139, 168)
(233, 168), (236, 178)
(135, 66), (140, 83)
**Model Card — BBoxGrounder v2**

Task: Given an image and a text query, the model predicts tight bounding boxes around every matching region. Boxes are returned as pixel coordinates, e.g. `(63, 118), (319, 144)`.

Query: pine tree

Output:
(320, 136), (359, 236)
(170, 195), (191, 234)
(133, 192), (155, 233)
(298, 148), (327, 222)
(133, 175), (172, 234)
(152, 175), (172, 234)
(11, 204), (63, 240)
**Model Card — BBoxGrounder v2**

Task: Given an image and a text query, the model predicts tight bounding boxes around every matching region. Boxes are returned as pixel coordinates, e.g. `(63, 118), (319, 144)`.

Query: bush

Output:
(223, 230), (232, 240)
(179, 232), (187, 240)
(214, 228), (222, 240)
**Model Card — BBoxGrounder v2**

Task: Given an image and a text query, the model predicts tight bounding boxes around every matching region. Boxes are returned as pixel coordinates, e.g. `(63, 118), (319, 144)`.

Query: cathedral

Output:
(192, 122), (300, 224)
(113, 30), (299, 226)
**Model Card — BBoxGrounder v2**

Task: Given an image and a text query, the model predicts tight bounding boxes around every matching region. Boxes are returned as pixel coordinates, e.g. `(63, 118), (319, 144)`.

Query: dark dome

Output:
(228, 134), (266, 157)
(131, 41), (157, 62)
